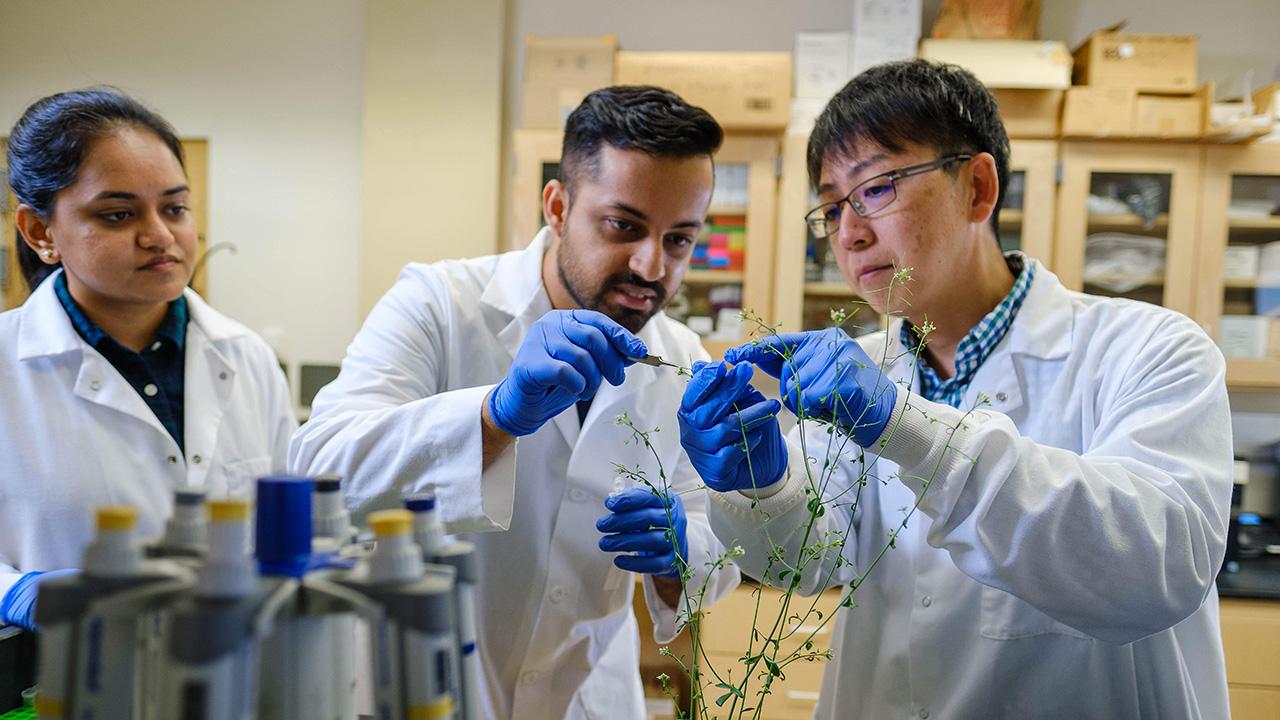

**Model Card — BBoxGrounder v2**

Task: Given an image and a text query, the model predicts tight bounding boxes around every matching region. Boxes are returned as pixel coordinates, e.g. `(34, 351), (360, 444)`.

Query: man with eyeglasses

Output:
(678, 59), (1231, 718)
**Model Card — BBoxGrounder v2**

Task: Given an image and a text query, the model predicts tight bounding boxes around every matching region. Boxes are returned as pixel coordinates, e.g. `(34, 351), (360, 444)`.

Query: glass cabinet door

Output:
(1055, 142), (1201, 317)
(664, 136), (778, 358)
(1001, 139), (1056, 267)
(1198, 144), (1280, 387)
(511, 129), (564, 251)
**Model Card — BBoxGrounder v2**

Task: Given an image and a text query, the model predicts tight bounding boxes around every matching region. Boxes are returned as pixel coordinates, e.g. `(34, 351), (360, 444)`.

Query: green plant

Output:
(618, 268), (985, 719)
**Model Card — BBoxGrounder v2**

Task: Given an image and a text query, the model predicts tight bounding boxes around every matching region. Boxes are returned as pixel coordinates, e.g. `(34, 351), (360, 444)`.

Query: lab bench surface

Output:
(1218, 554), (1280, 600)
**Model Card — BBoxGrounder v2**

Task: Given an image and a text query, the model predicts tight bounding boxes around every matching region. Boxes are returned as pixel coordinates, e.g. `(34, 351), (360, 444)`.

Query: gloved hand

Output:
(488, 309), (647, 436)
(726, 329), (898, 447)
(0, 569), (80, 631)
(678, 361), (788, 492)
(596, 488), (688, 578)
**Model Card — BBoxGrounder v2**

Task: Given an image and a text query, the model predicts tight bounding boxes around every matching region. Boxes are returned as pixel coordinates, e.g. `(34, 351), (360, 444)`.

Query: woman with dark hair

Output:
(0, 88), (296, 631)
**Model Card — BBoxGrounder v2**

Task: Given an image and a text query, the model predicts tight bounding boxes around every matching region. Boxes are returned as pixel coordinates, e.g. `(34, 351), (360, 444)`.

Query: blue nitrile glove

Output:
(678, 361), (788, 492)
(0, 569), (80, 631)
(596, 488), (688, 579)
(726, 328), (898, 448)
(488, 309), (647, 436)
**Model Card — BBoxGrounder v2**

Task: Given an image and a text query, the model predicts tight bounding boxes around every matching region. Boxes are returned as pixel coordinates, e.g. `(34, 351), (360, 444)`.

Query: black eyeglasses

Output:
(805, 154), (974, 239)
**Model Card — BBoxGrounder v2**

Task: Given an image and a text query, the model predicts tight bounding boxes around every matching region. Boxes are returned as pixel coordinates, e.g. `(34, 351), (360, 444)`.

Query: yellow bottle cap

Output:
(409, 696), (454, 719)
(96, 506), (138, 531)
(368, 509), (413, 538)
(208, 499), (250, 522)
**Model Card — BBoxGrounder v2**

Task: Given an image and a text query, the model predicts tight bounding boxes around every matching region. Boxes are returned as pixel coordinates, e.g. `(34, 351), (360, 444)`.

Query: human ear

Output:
(542, 179), (569, 239)
(15, 204), (58, 261)
(967, 152), (999, 227)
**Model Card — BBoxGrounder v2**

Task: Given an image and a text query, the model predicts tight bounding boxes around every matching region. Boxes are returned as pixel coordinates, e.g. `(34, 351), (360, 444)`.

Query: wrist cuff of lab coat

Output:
(642, 576), (683, 643)
(868, 388), (945, 471)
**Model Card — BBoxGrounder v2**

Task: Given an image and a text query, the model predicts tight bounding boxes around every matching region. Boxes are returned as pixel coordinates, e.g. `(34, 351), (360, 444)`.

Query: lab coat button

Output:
(996, 392), (1008, 402)
(921, 596), (932, 608)
(89, 380), (101, 392)
(167, 455), (178, 465)
(144, 383), (159, 397)
(919, 710), (930, 719)
(549, 585), (567, 603)
(520, 671), (540, 686)
(219, 372), (228, 381)
(192, 454), (203, 464)
(568, 488), (588, 503)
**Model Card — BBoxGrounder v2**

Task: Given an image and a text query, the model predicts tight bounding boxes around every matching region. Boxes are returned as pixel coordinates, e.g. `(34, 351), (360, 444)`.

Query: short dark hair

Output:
(559, 85), (723, 193)
(807, 59), (1010, 235)
(6, 87), (185, 291)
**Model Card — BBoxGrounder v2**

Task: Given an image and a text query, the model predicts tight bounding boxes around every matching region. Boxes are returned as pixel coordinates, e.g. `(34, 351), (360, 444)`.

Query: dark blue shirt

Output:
(54, 273), (188, 451)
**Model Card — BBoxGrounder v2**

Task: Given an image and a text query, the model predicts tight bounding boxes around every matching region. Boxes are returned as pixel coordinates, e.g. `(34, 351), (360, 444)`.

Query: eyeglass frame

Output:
(805, 153), (974, 239)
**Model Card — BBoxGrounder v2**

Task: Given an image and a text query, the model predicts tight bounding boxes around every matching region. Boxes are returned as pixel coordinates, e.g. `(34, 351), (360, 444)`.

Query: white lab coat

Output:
(290, 229), (740, 720)
(711, 262), (1233, 720)
(0, 271), (296, 600)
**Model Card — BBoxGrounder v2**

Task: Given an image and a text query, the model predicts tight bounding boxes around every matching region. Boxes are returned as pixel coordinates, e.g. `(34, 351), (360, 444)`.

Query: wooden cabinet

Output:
(0, 137), (209, 310)
(695, 584), (839, 720)
(510, 130), (780, 359)
(1220, 597), (1280, 720)
(1195, 144), (1280, 388)
(772, 135), (1058, 335)
(1054, 141), (1202, 317)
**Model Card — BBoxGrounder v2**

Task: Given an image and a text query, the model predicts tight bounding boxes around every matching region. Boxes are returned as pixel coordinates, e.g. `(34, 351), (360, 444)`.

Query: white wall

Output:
(360, 0), (506, 314)
(0, 0), (365, 400)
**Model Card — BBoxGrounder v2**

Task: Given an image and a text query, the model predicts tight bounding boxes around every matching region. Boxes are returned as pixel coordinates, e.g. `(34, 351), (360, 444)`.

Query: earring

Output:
(42, 248), (57, 261)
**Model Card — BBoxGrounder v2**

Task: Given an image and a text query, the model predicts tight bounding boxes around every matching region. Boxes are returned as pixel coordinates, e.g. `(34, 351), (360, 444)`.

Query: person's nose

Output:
(630, 236), (665, 283)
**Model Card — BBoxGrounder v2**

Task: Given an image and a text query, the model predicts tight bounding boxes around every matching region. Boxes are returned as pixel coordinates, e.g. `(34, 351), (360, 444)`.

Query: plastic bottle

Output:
(157, 499), (260, 720)
(337, 510), (458, 720)
(404, 490), (479, 720)
(35, 506), (190, 720)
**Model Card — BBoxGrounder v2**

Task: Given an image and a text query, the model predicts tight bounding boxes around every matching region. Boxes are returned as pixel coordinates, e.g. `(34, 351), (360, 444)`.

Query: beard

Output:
(556, 223), (668, 334)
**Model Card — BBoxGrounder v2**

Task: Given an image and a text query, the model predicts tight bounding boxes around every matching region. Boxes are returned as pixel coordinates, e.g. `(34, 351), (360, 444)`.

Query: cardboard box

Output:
(991, 88), (1063, 137)
(920, 39), (1071, 89)
(1062, 86), (1136, 136)
(930, 0), (1041, 40)
(521, 35), (617, 129)
(1072, 25), (1197, 94)
(614, 52), (792, 130)
(1133, 93), (1202, 138)
(1062, 86), (1204, 138)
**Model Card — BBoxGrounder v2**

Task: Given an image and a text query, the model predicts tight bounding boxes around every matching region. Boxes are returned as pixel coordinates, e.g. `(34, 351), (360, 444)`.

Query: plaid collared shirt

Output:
(54, 272), (189, 451)
(900, 253), (1034, 409)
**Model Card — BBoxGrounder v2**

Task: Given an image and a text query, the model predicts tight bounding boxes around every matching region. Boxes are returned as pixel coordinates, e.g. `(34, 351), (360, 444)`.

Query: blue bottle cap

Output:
(403, 493), (436, 513)
(256, 476), (314, 577)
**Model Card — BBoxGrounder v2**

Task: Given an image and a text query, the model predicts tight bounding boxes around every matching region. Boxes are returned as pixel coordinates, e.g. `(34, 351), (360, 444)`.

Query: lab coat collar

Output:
(17, 271), (243, 461)
(999, 260), (1074, 362)
(480, 228), (555, 322)
(880, 259), (1074, 413)
(17, 269), (250, 362)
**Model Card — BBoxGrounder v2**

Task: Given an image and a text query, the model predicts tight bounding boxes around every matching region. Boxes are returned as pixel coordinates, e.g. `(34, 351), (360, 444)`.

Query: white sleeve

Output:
(263, 347), (298, 475)
(709, 423), (867, 598)
(288, 267), (517, 533)
(874, 316), (1232, 644)
(642, 447), (742, 642)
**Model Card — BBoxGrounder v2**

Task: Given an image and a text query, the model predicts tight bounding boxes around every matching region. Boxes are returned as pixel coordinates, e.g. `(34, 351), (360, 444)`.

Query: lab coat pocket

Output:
(213, 456), (273, 498)
(978, 585), (1092, 641)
